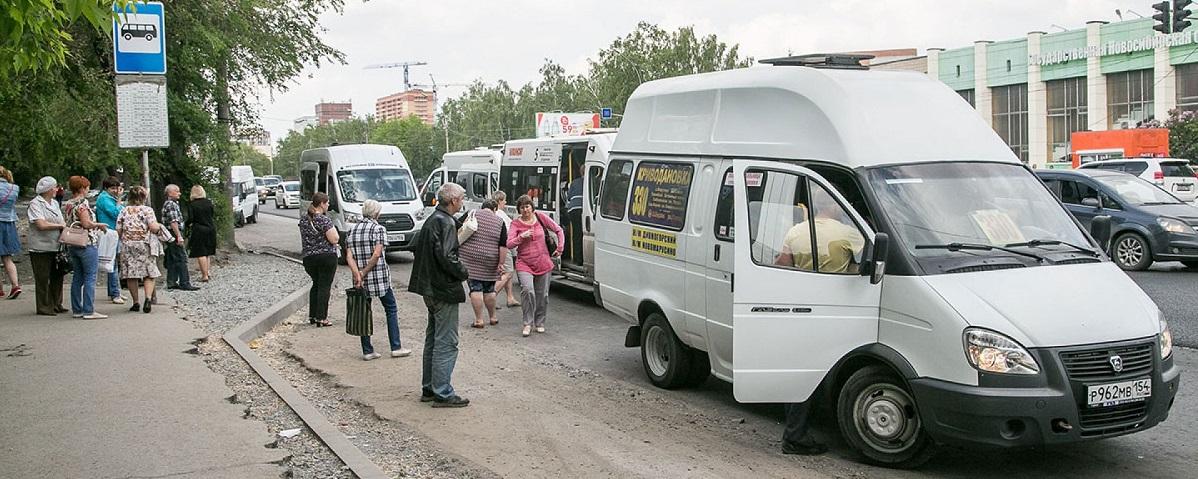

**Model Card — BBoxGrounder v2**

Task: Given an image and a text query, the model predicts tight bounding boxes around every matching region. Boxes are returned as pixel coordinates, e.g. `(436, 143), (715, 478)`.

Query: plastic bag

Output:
(97, 230), (119, 273)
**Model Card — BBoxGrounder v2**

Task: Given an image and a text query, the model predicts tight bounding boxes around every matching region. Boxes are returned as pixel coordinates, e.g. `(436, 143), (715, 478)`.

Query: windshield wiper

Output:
(915, 242), (1050, 263)
(1004, 239), (1100, 257)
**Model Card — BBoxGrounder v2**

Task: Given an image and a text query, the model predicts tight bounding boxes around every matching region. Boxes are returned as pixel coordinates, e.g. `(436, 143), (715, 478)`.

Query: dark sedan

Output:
(1037, 168), (1198, 270)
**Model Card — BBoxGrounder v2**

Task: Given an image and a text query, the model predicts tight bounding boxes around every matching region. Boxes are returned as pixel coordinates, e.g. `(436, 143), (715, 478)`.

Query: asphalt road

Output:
(239, 211), (1196, 477)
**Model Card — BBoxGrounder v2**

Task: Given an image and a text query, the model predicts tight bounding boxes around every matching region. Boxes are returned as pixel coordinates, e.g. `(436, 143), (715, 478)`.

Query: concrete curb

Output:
(223, 255), (389, 479)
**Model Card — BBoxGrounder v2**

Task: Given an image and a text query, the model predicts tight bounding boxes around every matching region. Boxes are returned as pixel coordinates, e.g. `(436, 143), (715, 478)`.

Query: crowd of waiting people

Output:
(0, 166), (216, 318)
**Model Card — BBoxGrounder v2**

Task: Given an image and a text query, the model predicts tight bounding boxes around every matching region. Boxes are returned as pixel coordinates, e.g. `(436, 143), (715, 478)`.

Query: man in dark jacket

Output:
(409, 182), (471, 407)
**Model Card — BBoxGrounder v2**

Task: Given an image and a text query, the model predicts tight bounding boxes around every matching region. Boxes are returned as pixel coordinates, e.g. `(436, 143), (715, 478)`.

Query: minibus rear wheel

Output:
(640, 312), (693, 389)
(837, 365), (935, 468)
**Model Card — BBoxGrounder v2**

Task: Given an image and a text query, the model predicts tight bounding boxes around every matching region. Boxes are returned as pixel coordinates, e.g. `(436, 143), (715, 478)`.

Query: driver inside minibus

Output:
(775, 189), (865, 273)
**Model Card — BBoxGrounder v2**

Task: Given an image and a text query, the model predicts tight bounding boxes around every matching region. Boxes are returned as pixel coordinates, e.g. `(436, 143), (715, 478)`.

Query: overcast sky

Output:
(256, 0), (1134, 145)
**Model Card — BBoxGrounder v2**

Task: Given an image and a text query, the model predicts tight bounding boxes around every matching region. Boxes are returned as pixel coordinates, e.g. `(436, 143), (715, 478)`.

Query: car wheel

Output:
(337, 237), (349, 266)
(837, 366), (936, 469)
(1182, 260), (1198, 270)
(249, 206), (258, 224)
(1112, 232), (1152, 271)
(685, 349), (711, 387)
(640, 312), (693, 389)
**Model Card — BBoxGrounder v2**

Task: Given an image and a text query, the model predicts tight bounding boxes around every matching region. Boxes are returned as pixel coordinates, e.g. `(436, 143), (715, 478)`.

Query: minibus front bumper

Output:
(908, 339), (1180, 449)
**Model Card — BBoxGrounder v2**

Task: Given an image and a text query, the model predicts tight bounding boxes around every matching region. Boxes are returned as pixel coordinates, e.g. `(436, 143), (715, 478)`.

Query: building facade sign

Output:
(1031, 31), (1198, 66)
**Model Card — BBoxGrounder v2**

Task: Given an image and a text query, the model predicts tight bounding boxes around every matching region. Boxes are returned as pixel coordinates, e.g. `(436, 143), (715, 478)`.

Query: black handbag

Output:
(345, 288), (373, 336)
(536, 213), (558, 253)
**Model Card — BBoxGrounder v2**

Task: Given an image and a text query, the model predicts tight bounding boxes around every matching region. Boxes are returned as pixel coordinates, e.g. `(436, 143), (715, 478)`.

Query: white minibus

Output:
(230, 165), (259, 226)
(420, 148), (502, 214)
(300, 144), (424, 255)
(593, 56), (1179, 467)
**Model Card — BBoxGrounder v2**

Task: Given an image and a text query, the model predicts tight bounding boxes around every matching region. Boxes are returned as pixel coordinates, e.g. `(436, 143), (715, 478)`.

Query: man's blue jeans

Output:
(360, 288), (402, 355)
(68, 244), (98, 315)
(420, 297), (460, 400)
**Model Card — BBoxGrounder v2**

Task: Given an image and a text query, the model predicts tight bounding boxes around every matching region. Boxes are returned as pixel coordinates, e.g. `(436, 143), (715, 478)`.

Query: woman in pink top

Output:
(506, 195), (564, 337)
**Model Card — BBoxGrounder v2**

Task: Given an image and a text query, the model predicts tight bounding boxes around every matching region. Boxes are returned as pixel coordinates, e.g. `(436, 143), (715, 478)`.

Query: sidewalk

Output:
(0, 284), (286, 478)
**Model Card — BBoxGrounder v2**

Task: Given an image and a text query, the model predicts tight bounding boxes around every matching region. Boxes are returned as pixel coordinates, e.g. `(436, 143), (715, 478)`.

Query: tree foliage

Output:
(0, 0), (135, 78)
(274, 115), (445, 181)
(437, 23), (752, 152)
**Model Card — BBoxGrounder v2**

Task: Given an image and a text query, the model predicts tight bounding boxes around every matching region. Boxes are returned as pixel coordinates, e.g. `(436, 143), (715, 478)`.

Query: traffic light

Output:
(1175, 0), (1194, 32)
(1154, 1), (1173, 34)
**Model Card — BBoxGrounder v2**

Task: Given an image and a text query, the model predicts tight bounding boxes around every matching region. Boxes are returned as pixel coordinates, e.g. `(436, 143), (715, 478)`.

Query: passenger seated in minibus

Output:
(774, 190), (865, 273)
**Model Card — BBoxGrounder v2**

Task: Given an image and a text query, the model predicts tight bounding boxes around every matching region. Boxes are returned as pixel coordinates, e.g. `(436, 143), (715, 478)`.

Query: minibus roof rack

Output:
(759, 53), (874, 70)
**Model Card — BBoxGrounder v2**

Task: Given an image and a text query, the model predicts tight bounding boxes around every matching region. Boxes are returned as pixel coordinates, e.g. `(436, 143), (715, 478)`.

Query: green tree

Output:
(0, 0), (134, 78)
(1164, 109), (1198, 162)
(370, 115), (445, 178)
(436, 23), (751, 153)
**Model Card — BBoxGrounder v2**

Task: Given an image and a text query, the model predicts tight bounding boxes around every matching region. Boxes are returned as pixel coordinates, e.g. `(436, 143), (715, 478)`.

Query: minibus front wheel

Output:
(837, 366), (936, 468)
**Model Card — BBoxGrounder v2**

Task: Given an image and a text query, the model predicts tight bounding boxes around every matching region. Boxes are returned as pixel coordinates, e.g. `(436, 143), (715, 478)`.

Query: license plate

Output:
(1087, 378), (1151, 407)
(1176, 183), (1193, 192)
(387, 233), (405, 243)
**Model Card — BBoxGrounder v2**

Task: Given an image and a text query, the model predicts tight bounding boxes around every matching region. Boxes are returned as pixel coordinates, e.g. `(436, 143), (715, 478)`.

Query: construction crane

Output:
(411, 74), (470, 94)
(363, 61), (428, 90)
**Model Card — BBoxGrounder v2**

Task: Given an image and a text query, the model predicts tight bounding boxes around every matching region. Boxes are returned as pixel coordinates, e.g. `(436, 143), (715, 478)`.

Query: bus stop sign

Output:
(112, 2), (166, 75)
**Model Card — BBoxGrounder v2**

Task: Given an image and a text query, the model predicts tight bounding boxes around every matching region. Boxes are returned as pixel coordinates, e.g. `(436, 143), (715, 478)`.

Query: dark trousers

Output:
(568, 209), (583, 265)
(29, 252), (65, 315)
(782, 401), (814, 447)
(164, 242), (193, 287)
(303, 254), (337, 321)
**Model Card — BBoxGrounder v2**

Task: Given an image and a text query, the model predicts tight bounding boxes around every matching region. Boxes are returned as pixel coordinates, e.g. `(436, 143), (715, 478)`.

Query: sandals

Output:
(471, 321), (485, 329)
(6, 285), (20, 300)
(489, 318), (499, 326)
(316, 319), (332, 327)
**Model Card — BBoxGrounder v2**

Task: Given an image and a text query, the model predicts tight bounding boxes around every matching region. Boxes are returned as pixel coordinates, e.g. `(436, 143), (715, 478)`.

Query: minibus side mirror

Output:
(861, 232), (889, 285)
(1090, 215), (1112, 252)
(1081, 197), (1101, 209)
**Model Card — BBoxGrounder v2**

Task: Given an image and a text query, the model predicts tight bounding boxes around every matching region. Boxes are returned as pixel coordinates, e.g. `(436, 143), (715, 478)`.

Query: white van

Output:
(230, 165), (259, 226)
(299, 144), (424, 254)
(593, 57), (1179, 467)
(420, 148), (502, 214)
(500, 131), (615, 290)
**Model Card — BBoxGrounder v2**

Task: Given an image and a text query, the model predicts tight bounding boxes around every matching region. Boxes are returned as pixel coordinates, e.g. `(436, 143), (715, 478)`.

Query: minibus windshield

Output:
(336, 168), (417, 203)
(868, 162), (1093, 267)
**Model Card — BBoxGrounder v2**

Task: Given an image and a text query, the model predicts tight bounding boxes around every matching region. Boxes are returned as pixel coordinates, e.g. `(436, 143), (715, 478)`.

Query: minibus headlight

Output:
(1161, 318), (1174, 360)
(963, 328), (1040, 375)
(1157, 217), (1188, 234)
(344, 212), (364, 223)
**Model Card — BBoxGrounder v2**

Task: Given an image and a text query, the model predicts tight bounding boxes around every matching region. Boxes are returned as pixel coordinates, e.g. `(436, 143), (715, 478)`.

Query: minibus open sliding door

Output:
(731, 161), (881, 403)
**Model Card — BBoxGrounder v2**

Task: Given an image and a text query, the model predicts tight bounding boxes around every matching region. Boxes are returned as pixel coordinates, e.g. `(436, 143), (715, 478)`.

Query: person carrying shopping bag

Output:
(344, 200), (411, 360)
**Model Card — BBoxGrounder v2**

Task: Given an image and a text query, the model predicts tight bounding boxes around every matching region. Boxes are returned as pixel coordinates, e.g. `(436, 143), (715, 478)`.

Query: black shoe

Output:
(781, 438), (828, 456)
(419, 395), (435, 403)
(129, 303), (141, 312)
(431, 395), (470, 408)
(143, 299), (152, 314)
(167, 284), (179, 290)
(178, 285), (200, 291)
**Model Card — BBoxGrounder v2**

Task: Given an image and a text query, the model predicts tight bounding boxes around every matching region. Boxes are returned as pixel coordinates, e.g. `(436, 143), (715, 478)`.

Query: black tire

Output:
(640, 312), (693, 389)
(1112, 232), (1152, 271)
(337, 236), (348, 266)
(685, 349), (711, 387)
(1182, 260), (1198, 270)
(837, 366), (936, 469)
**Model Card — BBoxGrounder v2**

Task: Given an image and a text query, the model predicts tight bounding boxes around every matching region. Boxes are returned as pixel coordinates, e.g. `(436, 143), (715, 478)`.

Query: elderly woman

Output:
(95, 176), (125, 304)
(116, 186), (162, 313)
(506, 194), (564, 337)
(300, 192), (339, 327)
(0, 166), (20, 299)
(26, 177), (67, 315)
(186, 185), (216, 282)
(62, 176), (109, 320)
(345, 199), (411, 360)
(460, 199), (509, 328)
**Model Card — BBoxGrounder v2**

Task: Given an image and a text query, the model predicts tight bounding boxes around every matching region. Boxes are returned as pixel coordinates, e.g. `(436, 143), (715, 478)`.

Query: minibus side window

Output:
(747, 170), (867, 274)
(588, 166), (604, 213)
(713, 168), (735, 241)
(471, 173), (488, 201)
(300, 169), (316, 201)
(600, 160), (634, 220)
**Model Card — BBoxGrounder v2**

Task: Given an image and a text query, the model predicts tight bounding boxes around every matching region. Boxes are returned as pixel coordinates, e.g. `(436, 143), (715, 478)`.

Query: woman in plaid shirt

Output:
(345, 200), (411, 361)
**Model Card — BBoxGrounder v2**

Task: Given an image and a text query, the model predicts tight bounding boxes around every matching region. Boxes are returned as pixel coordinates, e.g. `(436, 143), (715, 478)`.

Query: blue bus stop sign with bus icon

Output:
(601, 107), (613, 120)
(113, 2), (166, 74)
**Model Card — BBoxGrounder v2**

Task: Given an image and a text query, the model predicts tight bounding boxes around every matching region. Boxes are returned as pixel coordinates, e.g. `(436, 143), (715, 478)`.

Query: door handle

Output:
(713, 244), (721, 262)
(585, 215), (591, 232)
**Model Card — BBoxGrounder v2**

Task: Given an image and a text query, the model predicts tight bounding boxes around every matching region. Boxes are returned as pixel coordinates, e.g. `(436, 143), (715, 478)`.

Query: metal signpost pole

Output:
(142, 149), (151, 203)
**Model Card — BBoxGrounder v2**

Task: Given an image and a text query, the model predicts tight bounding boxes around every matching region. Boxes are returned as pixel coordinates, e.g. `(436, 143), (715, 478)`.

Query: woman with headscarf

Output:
(26, 176), (67, 315)
(186, 185), (216, 282)
(116, 186), (162, 313)
(62, 176), (109, 320)
(0, 166), (21, 299)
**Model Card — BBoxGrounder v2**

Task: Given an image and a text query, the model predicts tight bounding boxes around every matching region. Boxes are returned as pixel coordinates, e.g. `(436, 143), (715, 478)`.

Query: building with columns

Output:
(898, 18), (1198, 168)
